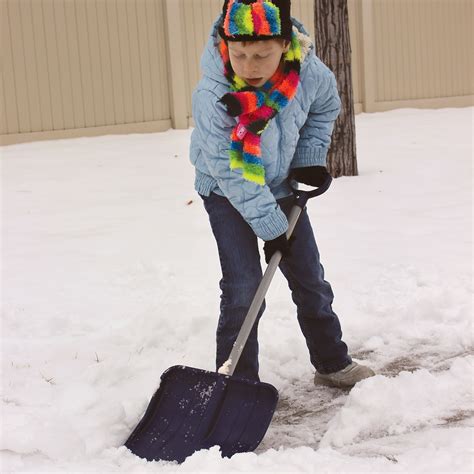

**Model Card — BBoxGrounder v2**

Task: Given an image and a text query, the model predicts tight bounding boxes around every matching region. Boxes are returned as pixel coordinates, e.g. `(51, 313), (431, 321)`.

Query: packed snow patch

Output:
(321, 356), (473, 448)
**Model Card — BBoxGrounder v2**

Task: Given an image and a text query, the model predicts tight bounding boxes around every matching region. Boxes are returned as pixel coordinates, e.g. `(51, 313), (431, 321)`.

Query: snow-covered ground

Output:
(1, 107), (472, 473)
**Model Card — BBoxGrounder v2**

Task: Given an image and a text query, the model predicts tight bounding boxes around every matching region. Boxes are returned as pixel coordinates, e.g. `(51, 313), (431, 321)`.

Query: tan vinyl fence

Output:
(1, 0), (473, 145)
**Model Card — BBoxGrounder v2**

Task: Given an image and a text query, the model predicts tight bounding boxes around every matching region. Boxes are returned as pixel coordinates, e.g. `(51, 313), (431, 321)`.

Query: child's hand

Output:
(291, 166), (330, 187)
(263, 234), (293, 264)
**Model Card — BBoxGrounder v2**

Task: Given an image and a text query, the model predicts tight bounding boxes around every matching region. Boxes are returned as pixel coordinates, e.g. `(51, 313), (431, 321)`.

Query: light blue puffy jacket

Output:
(189, 16), (341, 241)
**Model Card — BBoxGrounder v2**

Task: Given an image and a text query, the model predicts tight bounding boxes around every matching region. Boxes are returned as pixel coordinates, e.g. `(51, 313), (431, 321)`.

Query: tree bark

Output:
(314, 0), (358, 177)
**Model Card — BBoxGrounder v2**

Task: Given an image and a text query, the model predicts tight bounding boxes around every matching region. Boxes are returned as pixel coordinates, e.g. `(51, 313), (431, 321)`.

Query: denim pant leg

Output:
(201, 193), (264, 381)
(278, 196), (352, 374)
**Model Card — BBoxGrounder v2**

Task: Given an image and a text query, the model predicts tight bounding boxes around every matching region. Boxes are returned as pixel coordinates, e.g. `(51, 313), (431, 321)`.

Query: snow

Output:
(1, 107), (472, 472)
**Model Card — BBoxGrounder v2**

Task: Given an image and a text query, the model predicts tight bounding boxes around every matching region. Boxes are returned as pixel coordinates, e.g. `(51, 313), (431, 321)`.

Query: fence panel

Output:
(1, 0), (172, 144)
(368, 0), (473, 111)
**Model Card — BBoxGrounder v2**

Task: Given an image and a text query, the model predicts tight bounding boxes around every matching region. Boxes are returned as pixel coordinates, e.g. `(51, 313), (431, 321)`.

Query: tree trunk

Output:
(314, 0), (358, 177)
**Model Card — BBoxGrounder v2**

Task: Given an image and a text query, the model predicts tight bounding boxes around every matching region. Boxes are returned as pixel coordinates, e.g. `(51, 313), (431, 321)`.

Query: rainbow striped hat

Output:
(219, 0), (292, 42)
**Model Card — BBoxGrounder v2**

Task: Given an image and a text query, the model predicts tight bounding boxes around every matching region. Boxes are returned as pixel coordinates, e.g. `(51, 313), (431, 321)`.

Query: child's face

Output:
(227, 39), (290, 88)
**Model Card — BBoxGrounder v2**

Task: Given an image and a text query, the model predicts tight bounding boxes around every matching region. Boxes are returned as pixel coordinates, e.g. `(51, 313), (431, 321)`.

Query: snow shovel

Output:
(124, 176), (332, 463)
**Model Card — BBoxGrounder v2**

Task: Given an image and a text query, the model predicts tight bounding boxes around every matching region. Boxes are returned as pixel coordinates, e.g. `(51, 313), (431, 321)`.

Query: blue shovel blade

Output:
(125, 365), (278, 463)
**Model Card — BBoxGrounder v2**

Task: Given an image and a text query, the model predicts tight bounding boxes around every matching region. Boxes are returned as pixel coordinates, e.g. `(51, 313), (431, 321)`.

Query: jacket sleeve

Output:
(291, 63), (341, 169)
(192, 89), (288, 241)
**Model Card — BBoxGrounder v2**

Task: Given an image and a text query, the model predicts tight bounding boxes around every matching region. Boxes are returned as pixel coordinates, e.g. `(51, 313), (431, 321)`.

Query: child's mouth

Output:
(245, 78), (263, 86)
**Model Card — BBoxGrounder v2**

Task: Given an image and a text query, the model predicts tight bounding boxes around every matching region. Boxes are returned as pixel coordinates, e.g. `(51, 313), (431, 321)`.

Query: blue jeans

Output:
(201, 192), (351, 380)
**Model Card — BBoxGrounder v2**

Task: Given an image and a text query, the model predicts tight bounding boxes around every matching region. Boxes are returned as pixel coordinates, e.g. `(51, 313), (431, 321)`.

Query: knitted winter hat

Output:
(219, 0), (293, 42)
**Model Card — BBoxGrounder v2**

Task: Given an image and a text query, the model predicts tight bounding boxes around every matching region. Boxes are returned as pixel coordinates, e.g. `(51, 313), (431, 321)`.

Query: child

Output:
(189, 0), (374, 388)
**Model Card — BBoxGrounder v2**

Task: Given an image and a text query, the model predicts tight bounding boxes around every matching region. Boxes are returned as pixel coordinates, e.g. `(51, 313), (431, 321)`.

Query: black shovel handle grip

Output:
(291, 174), (333, 208)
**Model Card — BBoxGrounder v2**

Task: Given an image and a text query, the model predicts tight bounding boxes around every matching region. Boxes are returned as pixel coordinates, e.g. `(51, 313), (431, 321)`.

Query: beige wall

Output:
(1, 0), (172, 144)
(368, 0), (473, 111)
(1, 0), (473, 145)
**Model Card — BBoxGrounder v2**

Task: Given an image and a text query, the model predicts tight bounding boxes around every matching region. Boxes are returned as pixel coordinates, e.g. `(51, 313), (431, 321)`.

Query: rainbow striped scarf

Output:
(219, 32), (301, 185)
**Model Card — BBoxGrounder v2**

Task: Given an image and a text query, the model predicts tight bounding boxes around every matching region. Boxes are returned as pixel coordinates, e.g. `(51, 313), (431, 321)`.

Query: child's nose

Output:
(242, 59), (258, 77)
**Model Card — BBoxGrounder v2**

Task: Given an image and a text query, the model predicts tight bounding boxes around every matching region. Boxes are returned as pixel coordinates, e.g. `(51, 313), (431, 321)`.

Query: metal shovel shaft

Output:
(219, 204), (303, 377)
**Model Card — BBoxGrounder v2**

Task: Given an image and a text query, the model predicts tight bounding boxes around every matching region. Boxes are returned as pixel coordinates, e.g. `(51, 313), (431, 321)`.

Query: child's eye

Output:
(256, 55), (269, 60)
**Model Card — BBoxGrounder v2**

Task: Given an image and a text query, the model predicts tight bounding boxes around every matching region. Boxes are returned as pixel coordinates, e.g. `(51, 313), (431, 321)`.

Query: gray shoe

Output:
(314, 362), (375, 389)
